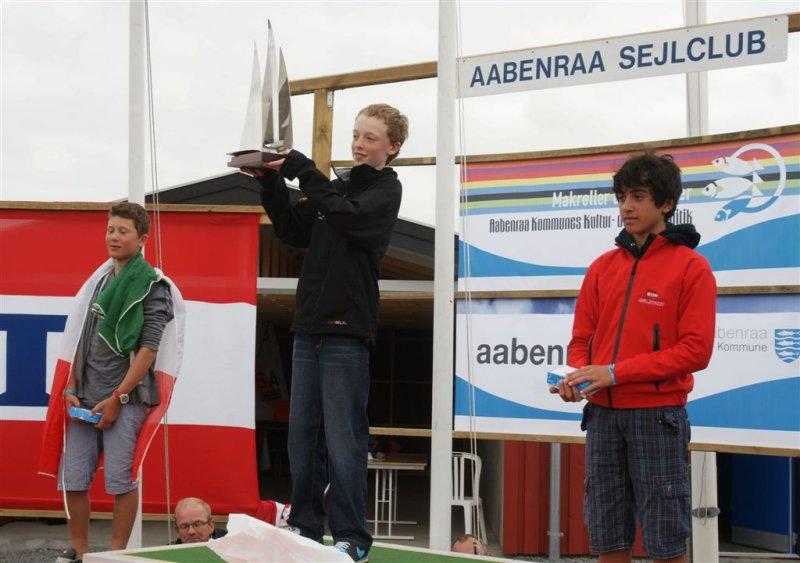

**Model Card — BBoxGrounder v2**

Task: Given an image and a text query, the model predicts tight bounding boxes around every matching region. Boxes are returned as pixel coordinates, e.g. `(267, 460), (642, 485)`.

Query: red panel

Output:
(523, 442), (548, 554)
(521, 443), (538, 553)
(502, 441), (652, 557)
(501, 442), (586, 556)
(1, 421), (259, 515)
(0, 209), (260, 304)
(567, 444), (590, 554)
(502, 442), (552, 556)
(559, 444), (571, 555)
(502, 442), (523, 553)
(0, 210), (111, 297)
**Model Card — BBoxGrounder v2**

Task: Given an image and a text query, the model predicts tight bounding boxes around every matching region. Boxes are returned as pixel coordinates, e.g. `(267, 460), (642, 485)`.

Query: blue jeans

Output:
(287, 334), (371, 549)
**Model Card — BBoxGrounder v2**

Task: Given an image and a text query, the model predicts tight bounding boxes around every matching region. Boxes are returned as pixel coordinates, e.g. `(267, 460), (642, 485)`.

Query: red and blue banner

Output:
(0, 207), (261, 514)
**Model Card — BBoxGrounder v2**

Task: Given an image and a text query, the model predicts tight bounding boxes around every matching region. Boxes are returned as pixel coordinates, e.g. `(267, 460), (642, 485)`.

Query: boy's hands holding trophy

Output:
(241, 150), (289, 178)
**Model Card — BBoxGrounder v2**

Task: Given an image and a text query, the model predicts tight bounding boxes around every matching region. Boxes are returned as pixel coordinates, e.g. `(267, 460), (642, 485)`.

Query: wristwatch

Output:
(64, 388), (77, 398)
(113, 389), (130, 405)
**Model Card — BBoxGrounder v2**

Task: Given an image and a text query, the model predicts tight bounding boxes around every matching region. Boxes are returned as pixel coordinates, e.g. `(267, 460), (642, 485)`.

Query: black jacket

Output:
(614, 222), (701, 258)
(258, 150), (402, 341)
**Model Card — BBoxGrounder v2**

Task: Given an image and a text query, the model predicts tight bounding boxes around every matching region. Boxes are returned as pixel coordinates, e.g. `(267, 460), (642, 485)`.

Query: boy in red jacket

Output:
(554, 153), (716, 563)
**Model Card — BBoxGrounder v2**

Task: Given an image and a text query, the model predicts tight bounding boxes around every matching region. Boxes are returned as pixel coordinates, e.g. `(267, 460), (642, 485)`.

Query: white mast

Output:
(429, 0), (457, 552)
(129, 0), (146, 207)
(683, 1), (718, 561)
(685, 0), (709, 138)
(127, 0), (147, 549)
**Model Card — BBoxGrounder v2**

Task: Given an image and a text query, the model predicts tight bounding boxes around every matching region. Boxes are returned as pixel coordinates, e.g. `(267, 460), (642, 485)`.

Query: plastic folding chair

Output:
(451, 451), (488, 546)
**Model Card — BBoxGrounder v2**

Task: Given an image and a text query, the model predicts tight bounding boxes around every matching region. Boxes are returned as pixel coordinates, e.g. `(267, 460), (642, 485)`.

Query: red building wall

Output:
(502, 442), (646, 557)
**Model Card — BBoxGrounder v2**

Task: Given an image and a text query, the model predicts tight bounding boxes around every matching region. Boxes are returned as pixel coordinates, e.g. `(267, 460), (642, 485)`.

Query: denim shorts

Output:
(582, 402), (691, 559)
(57, 403), (147, 495)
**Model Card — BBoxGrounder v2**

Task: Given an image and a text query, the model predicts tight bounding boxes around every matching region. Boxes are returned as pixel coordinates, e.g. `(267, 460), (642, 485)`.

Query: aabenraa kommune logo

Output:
(774, 329), (800, 364)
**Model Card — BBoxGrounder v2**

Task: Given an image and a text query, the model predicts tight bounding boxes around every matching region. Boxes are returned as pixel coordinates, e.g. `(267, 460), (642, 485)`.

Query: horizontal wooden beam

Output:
(0, 201), (264, 214)
(331, 156), (436, 167)
(333, 124), (800, 167)
(370, 426), (432, 437)
(717, 285), (800, 295)
(458, 433), (800, 456)
(790, 11), (800, 32)
(290, 61), (437, 96)
(370, 427), (799, 456)
(0, 201), (273, 225)
(457, 285), (800, 299)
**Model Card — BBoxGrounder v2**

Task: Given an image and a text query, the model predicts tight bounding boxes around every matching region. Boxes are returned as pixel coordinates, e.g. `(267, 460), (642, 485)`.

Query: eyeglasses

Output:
(175, 519), (210, 531)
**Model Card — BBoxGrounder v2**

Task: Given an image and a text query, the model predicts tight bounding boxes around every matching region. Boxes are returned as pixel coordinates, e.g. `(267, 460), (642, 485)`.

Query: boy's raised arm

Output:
(255, 169), (317, 248)
(280, 150), (402, 248)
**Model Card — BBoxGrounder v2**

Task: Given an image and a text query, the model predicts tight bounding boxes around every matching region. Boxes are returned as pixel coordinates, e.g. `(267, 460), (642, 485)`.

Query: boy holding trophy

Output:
(243, 103), (408, 563)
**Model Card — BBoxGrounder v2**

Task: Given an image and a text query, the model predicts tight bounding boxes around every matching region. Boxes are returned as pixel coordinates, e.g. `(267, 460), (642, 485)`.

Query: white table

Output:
(367, 453), (427, 540)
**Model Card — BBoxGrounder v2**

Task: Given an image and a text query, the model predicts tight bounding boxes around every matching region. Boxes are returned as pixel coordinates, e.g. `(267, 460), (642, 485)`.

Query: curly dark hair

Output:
(612, 152), (682, 220)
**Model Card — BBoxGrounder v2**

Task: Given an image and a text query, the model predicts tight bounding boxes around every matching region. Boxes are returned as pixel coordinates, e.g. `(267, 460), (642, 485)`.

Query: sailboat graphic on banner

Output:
(228, 21), (293, 169)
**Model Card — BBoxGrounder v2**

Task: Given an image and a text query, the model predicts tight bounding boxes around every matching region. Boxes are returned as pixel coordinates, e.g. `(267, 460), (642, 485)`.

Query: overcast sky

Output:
(2, 0), (798, 225)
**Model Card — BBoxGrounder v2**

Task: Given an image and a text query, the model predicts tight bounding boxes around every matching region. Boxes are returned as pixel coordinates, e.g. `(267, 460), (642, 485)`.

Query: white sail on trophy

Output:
(228, 21), (293, 168)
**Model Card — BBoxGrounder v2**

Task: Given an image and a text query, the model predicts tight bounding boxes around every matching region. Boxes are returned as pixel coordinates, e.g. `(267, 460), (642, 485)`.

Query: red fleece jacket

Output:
(568, 227), (717, 408)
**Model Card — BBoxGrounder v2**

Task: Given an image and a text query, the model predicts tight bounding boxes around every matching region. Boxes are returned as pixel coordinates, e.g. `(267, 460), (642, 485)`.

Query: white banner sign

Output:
(454, 296), (800, 451)
(458, 15), (787, 98)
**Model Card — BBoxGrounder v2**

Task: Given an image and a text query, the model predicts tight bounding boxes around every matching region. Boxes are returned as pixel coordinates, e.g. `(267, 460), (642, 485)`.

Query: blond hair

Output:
(357, 103), (409, 164)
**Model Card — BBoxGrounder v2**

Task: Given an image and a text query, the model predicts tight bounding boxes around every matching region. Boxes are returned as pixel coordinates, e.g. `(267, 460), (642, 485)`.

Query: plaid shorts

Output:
(582, 402), (691, 559)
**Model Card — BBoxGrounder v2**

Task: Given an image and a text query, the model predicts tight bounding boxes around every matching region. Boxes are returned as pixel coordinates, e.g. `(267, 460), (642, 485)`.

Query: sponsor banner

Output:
(454, 295), (800, 451)
(458, 132), (800, 291)
(0, 208), (260, 512)
(458, 15), (787, 98)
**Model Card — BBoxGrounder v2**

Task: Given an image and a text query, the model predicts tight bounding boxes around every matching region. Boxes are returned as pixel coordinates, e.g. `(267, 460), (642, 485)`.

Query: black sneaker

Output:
(331, 540), (368, 562)
(55, 547), (81, 562)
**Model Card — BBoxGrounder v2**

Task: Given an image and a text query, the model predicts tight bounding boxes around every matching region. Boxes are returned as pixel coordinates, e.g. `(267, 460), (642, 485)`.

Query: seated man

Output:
(173, 497), (227, 544)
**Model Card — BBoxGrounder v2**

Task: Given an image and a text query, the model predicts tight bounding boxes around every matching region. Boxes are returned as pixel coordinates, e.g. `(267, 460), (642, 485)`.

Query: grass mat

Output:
(126, 546), (225, 562)
(124, 543), (503, 562)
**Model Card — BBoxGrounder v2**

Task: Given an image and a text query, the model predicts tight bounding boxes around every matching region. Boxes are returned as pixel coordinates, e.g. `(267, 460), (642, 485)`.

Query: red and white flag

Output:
(1, 208), (261, 515)
(37, 259), (186, 483)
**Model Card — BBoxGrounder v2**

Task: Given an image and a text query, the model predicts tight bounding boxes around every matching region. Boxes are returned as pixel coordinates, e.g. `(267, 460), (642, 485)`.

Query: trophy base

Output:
(227, 150), (286, 169)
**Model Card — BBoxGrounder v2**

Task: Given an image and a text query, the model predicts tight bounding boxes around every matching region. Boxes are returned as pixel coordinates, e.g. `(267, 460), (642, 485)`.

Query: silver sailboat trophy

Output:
(228, 21), (293, 168)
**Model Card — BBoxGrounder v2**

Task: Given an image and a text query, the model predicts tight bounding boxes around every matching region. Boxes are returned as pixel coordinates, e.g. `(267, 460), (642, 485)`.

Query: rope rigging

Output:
(455, 0), (479, 470)
(143, 0), (173, 543)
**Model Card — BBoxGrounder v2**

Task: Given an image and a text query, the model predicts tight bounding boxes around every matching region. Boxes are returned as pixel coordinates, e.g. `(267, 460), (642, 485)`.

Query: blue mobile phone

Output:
(547, 366), (592, 394)
(69, 406), (102, 424)
(546, 371), (591, 393)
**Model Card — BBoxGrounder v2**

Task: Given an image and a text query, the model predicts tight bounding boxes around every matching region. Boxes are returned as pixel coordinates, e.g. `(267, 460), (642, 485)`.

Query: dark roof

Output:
(145, 171), (263, 206)
(146, 171), (435, 270)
